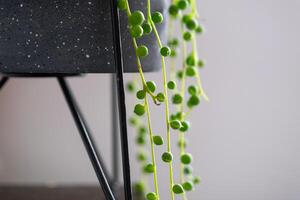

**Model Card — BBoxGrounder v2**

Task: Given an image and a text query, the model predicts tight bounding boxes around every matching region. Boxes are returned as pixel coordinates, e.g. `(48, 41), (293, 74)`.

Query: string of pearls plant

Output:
(118, 0), (208, 199)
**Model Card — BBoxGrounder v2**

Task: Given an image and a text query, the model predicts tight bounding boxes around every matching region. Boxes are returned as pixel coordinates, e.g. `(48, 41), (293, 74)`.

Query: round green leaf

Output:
(172, 184), (184, 194)
(181, 153), (193, 165)
(153, 135), (164, 145)
(162, 152), (173, 163)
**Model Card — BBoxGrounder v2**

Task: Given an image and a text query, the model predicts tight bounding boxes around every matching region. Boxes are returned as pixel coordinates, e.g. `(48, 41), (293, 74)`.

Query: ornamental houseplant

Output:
(120, 0), (208, 199)
(0, 0), (207, 199)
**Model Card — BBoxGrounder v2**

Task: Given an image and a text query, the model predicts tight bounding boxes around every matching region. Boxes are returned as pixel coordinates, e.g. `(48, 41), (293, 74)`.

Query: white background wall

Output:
(0, 0), (300, 199)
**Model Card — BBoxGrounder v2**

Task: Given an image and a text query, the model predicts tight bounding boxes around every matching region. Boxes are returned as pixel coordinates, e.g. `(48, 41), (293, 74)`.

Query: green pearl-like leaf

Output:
(186, 18), (198, 30)
(182, 14), (191, 24)
(143, 163), (155, 173)
(129, 117), (139, 126)
(177, 70), (183, 79)
(172, 94), (183, 104)
(130, 25), (144, 38)
(198, 59), (206, 68)
(179, 120), (190, 132)
(160, 46), (171, 57)
(156, 92), (165, 102)
(184, 166), (193, 175)
(188, 85), (198, 95)
(187, 95), (200, 107)
(182, 181), (194, 191)
(168, 4), (179, 17)
(129, 11), (145, 26)
(170, 49), (177, 57)
(146, 81), (156, 93)
(151, 11), (164, 24)
(153, 135), (164, 145)
(183, 31), (192, 41)
(186, 67), (196, 77)
(142, 22), (152, 35)
(175, 112), (183, 119)
(186, 55), (197, 66)
(137, 152), (147, 161)
(193, 176), (201, 184)
(117, 0), (127, 10)
(195, 25), (204, 34)
(136, 45), (149, 57)
(133, 181), (146, 193)
(172, 184), (184, 194)
(136, 135), (146, 145)
(134, 104), (145, 116)
(126, 81), (136, 92)
(181, 153), (193, 165)
(168, 38), (179, 47)
(136, 90), (146, 99)
(167, 81), (176, 90)
(146, 192), (158, 200)
(138, 126), (147, 135)
(162, 152), (173, 163)
(170, 120), (181, 129)
(177, 0), (189, 10)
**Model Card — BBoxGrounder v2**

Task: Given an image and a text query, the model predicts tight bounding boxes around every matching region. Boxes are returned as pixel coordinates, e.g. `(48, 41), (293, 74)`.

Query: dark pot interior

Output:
(0, 0), (168, 74)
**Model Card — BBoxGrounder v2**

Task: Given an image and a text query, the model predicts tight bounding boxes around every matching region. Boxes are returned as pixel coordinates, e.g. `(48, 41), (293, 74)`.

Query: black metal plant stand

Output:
(0, 0), (133, 200)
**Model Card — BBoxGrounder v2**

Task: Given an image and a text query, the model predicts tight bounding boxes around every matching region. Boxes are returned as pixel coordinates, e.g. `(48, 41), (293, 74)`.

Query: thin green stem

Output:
(124, 0), (159, 104)
(133, 39), (159, 102)
(145, 95), (160, 199)
(179, 20), (188, 200)
(168, 20), (177, 81)
(190, 0), (199, 18)
(139, 149), (150, 194)
(124, 0), (160, 197)
(147, 0), (174, 199)
(179, 27), (187, 115)
(191, 33), (209, 101)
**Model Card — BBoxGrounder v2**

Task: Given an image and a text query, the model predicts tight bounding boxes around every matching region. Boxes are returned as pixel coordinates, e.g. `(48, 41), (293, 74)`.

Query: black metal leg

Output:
(110, 0), (133, 199)
(111, 75), (120, 185)
(0, 76), (9, 90)
(57, 77), (115, 200)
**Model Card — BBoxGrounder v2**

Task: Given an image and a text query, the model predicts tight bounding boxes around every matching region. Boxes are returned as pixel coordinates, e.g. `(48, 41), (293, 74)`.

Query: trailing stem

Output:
(191, 33), (209, 101)
(179, 21), (188, 200)
(145, 95), (160, 199)
(124, 0), (159, 104)
(147, 0), (175, 199)
(124, 0), (160, 197)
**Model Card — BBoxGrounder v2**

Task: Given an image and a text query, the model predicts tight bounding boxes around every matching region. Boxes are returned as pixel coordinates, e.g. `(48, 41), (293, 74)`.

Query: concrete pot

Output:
(0, 0), (169, 74)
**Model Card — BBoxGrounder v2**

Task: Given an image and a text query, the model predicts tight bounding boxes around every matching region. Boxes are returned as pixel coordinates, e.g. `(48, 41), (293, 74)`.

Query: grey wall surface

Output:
(0, 0), (299, 200)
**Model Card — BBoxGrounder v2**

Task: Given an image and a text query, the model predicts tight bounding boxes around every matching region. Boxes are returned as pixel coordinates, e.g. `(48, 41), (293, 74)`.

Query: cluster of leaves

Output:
(167, 0), (207, 197)
(119, 0), (207, 199)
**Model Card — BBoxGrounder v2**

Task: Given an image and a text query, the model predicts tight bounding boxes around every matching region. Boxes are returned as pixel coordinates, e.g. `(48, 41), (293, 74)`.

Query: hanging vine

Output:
(119, 0), (208, 199)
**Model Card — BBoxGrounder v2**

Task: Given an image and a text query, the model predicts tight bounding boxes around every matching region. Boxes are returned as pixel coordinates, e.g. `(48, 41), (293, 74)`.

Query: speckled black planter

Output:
(0, 0), (168, 74)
